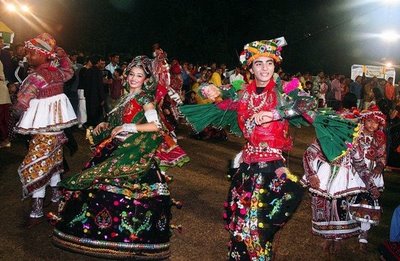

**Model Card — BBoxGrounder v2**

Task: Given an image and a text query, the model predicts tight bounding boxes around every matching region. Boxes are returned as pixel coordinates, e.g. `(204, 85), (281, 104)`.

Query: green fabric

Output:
(220, 87), (238, 100)
(312, 113), (359, 162)
(231, 79), (245, 91)
(179, 103), (242, 136)
(91, 92), (151, 145)
(182, 78), (359, 162)
(61, 131), (162, 191)
(61, 92), (162, 192)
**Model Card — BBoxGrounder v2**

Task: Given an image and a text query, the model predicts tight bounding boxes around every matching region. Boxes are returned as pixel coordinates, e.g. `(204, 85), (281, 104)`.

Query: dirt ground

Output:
(0, 125), (398, 261)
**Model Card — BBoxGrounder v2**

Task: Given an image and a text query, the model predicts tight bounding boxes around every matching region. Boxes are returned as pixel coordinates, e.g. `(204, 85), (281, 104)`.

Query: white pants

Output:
(32, 173), (61, 198)
(77, 89), (87, 126)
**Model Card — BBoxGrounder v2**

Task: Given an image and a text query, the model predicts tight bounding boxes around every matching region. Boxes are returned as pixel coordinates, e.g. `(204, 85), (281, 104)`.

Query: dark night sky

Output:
(2, 0), (400, 76)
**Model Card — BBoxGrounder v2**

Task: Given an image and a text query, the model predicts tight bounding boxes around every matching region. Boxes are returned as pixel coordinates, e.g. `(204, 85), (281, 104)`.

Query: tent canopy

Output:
(0, 21), (14, 33)
(0, 21), (15, 45)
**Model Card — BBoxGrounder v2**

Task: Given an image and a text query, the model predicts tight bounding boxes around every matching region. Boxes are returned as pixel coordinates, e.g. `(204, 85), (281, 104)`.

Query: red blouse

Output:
(237, 80), (292, 163)
(122, 98), (143, 124)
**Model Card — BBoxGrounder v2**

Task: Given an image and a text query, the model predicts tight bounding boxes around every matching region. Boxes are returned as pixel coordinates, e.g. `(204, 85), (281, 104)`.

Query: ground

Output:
(0, 125), (398, 261)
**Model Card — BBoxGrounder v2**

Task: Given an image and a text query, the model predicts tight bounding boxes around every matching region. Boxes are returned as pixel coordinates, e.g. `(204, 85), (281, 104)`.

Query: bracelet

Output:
(121, 123), (138, 133)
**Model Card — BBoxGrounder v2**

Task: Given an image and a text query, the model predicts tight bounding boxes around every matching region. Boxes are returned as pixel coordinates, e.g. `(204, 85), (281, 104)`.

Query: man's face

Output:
(70, 54), (78, 63)
(98, 60), (106, 69)
(0, 39), (4, 49)
(16, 46), (26, 57)
(112, 55), (120, 64)
(250, 56), (275, 86)
(26, 49), (47, 67)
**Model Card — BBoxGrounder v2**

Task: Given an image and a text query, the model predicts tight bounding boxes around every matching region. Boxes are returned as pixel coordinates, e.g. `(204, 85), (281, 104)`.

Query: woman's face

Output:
(250, 56), (275, 86)
(364, 118), (379, 133)
(127, 67), (147, 92)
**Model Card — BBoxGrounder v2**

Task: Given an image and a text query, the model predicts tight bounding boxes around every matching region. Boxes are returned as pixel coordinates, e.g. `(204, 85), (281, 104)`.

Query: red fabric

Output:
(365, 130), (386, 160)
(170, 64), (181, 75)
(237, 80), (292, 163)
(122, 98), (142, 124)
(155, 84), (168, 104)
(237, 80), (276, 130)
(216, 99), (238, 110)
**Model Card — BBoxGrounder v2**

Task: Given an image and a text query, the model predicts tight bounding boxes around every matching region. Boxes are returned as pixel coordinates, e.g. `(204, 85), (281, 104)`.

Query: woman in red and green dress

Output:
(51, 56), (186, 260)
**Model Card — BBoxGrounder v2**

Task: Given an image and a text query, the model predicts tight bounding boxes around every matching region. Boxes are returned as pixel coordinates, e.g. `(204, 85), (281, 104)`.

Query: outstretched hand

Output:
(93, 122), (109, 136)
(202, 84), (220, 101)
(111, 126), (124, 138)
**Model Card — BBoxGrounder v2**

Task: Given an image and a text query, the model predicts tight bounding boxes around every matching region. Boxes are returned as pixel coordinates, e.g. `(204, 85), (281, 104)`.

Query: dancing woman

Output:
(51, 56), (174, 259)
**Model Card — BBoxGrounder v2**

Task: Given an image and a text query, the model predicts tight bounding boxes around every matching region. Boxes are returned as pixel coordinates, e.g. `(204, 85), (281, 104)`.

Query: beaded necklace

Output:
(248, 89), (273, 113)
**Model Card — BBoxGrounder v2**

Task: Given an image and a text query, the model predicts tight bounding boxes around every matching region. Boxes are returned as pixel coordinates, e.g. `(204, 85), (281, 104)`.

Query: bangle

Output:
(122, 123), (138, 133)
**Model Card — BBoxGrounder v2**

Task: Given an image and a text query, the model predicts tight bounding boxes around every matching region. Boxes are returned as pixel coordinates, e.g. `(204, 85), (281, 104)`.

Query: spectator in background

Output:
(318, 76), (328, 108)
(84, 55), (106, 127)
(209, 66), (222, 87)
(220, 63), (227, 83)
(385, 77), (395, 102)
(329, 73), (341, 110)
(11, 43), (29, 84)
(77, 56), (91, 128)
(0, 36), (13, 82)
(6, 82), (18, 142)
(100, 58), (112, 114)
(0, 60), (11, 148)
(110, 67), (124, 108)
(182, 62), (197, 103)
(63, 51), (82, 114)
(229, 65), (244, 83)
(350, 75), (363, 109)
(304, 80), (313, 95)
(105, 53), (119, 75)
(120, 61), (128, 73)
(386, 102), (400, 170)
(372, 87), (392, 118)
(340, 77), (350, 102)
(364, 77), (379, 110)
